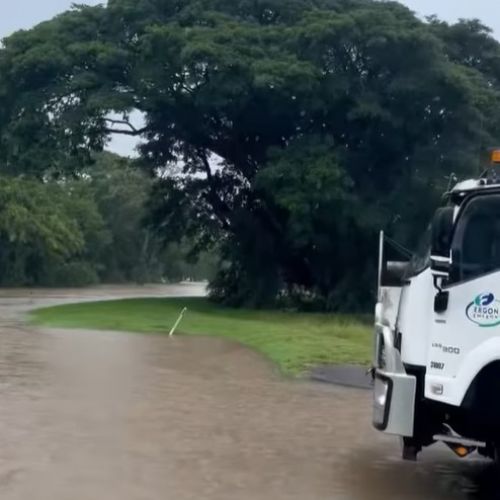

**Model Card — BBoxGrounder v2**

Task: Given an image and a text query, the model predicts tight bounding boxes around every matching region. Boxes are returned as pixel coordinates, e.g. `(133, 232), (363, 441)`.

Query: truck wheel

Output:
(401, 437), (421, 461)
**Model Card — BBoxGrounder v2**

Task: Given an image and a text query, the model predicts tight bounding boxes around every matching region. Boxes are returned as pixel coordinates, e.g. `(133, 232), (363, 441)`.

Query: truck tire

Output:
(401, 437), (421, 461)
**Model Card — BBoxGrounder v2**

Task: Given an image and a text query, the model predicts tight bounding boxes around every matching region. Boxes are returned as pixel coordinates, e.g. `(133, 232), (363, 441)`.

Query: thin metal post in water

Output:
(169, 307), (188, 337)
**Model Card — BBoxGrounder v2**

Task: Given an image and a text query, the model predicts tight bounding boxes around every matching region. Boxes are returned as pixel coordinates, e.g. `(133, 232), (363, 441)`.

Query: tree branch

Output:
(198, 151), (232, 231)
(104, 118), (139, 131)
(200, 152), (214, 181)
(104, 118), (151, 137)
(104, 126), (149, 136)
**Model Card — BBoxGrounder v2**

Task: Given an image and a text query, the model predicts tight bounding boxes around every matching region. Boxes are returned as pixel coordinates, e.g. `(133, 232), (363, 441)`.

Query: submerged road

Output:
(0, 285), (494, 499)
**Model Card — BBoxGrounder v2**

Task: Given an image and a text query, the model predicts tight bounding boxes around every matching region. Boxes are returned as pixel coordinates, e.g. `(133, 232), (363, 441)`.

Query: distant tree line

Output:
(1, 0), (500, 308)
(0, 153), (215, 286)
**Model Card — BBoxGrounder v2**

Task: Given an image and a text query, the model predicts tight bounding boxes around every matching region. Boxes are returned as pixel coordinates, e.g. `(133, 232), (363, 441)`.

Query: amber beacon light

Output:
(491, 148), (500, 164)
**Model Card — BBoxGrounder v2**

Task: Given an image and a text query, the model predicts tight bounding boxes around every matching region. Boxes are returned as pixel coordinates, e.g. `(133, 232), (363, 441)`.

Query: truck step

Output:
(433, 434), (486, 448)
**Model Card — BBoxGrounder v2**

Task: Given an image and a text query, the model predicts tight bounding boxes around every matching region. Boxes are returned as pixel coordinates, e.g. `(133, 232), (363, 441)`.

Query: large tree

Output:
(1, 0), (500, 308)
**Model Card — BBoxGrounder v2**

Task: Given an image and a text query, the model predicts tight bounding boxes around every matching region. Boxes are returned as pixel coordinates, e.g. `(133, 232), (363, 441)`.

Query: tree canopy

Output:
(2, 0), (500, 308)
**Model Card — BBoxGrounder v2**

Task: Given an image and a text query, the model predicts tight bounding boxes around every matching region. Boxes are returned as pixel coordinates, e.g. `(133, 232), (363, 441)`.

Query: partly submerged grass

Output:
(31, 298), (372, 375)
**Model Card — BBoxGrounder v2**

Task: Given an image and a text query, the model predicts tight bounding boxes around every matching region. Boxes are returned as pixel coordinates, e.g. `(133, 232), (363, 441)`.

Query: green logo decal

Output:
(466, 293), (500, 328)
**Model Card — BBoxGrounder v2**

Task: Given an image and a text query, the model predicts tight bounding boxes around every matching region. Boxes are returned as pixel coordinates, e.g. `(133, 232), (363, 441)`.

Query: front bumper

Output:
(373, 324), (417, 437)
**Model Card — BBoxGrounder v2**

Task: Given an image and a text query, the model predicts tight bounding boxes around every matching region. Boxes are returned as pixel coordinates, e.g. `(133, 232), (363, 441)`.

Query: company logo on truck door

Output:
(466, 293), (500, 327)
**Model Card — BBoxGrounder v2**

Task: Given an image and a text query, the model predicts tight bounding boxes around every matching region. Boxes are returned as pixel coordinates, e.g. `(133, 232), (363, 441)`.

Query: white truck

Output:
(373, 151), (500, 461)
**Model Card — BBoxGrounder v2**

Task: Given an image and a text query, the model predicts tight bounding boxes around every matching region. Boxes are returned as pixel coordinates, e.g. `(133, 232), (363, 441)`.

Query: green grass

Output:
(31, 298), (372, 375)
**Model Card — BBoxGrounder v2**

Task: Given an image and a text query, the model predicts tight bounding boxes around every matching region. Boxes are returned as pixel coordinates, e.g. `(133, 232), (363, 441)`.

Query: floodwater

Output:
(0, 284), (496, 500)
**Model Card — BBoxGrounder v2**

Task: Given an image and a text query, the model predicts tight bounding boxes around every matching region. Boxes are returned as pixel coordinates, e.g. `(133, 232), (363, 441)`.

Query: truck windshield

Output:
(451, 194), (500, 283)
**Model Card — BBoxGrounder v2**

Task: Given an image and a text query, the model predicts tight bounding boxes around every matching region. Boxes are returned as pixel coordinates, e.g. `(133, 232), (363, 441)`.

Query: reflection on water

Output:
(341, 447), (500, 500)
(0, 286), (498, 499)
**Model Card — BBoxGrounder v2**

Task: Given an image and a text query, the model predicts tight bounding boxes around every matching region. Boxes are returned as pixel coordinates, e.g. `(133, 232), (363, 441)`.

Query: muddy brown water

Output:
(0, 284), (496, 499)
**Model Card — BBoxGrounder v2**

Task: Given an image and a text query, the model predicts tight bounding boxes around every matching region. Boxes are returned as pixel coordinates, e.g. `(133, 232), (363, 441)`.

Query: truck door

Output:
(427, 193), (500, 404)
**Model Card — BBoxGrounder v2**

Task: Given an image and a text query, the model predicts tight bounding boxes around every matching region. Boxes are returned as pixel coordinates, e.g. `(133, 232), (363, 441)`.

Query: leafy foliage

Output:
(0, 176), (91, 285)
(0, 153), (213, 286)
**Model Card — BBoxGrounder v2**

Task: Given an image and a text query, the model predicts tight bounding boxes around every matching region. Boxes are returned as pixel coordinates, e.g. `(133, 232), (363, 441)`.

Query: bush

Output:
(49, 262), (100, 287)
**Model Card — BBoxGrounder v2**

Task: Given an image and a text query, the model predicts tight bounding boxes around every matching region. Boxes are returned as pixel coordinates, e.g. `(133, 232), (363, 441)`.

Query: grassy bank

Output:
(31, 298), (372, 375)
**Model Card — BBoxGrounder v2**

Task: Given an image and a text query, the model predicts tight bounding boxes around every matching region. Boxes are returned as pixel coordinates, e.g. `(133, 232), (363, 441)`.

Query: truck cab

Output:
(373, 155), (500, 461)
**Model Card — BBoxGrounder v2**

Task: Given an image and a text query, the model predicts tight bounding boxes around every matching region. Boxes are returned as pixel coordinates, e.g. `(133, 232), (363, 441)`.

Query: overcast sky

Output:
(1, 0), (498, 156)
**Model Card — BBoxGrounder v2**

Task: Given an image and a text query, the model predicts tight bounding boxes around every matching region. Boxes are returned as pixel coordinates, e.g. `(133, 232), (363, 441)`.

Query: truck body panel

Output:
(372, 173), (500, 460)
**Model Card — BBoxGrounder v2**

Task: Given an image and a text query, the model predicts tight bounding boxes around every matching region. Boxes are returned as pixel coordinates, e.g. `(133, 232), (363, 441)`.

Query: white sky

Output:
(402, 0), (500, 38)
(1, 0), (498, 156)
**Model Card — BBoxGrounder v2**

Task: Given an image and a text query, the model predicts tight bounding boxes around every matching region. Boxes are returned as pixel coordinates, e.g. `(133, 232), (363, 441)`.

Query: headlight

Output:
(373, 376), (390, 427)
(374, 377), (389, 407)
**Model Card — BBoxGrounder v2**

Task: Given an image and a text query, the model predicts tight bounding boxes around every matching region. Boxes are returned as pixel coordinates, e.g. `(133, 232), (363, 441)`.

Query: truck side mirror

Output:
(434, 290), (449, 313)
(384, 261), (409, 287)
(431, 207), (455, 274)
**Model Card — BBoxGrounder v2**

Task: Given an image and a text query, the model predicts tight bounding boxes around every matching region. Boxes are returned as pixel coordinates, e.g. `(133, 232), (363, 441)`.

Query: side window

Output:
(450, 195), (500, 283)
(405, 226), (431, 278)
